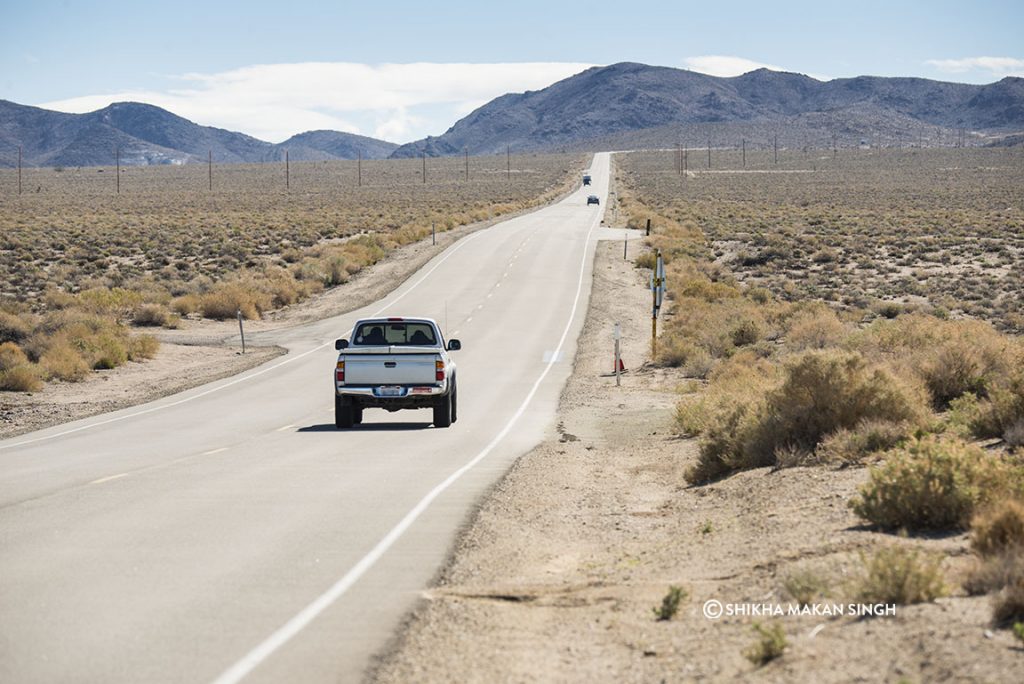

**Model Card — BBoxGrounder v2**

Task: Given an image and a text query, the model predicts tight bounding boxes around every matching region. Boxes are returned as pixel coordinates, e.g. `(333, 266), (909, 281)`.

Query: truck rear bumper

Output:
(336, 383), (448, 410)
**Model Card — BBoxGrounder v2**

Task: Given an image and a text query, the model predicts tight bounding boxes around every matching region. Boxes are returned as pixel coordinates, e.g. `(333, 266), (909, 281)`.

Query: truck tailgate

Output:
(343, 353), (437, 385)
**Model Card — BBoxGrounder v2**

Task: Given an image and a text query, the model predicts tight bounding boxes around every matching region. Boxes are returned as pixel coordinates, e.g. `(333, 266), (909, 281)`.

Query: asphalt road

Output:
(0, 152), (620, 683)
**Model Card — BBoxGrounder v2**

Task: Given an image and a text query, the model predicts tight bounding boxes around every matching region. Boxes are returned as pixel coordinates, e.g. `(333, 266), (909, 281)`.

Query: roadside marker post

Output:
(650, 250), (666, 359)
(614, 323), (622, 387)
(237, 309), (246, 354)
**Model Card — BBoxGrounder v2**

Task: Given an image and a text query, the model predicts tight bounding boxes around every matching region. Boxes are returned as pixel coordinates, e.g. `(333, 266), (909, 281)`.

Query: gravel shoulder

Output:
(370, 240), (1022, 683)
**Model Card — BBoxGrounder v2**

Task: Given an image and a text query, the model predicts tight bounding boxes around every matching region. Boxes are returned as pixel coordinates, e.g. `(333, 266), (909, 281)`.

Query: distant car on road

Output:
(334, 317), (460, 429)
(582, 174), (592, 186)
(587, 195), (600, 205)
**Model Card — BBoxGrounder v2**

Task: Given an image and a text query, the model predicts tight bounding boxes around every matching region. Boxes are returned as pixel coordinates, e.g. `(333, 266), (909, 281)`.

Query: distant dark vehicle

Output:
(587, 195), (600, 205)
(582, 174), (592, 186)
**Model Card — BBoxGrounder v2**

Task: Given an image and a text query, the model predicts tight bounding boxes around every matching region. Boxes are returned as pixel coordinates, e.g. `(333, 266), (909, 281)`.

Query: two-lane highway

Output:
(0, 153), (614, 683)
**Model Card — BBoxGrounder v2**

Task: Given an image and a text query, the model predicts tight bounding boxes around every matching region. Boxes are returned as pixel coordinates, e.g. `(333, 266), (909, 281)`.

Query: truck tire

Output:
(433, 392), (452, 428)
(335, 396), (354, 429)
(353, 405), (363, 425)
(450, 380), (458, 424)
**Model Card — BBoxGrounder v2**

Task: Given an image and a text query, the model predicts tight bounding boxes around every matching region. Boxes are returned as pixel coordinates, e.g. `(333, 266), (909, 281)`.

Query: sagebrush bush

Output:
(851, 436), (1022, 530)
(39, 341), (90, 381)
(743, 622), (787, 666)
(0, 341), (29, 371)
(680, 356), (781, 483)
(132, 303), (170, 327)
(0, 311), (31, 344)
(128, 335), (159, 360)
(816, 419), (911, 464)
(855, 546), (946, 605)
(972, 499), (1024, 557)
(0, 363), (42, 392)
(200, 284), (271, 320)
(785, 307), (846, 350)
(755, 350), (927, 460)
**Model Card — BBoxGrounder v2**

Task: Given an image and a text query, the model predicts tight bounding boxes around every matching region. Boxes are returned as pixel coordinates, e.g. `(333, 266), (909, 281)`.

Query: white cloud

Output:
(39, 61), (595, 144)
(682, 55), (786, 78)
(925, 56), (1024, 77)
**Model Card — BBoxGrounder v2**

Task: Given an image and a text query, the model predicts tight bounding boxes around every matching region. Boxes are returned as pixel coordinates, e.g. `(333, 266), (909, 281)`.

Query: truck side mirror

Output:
(335, 339), (349, 350)
(447, 339), (461, 351)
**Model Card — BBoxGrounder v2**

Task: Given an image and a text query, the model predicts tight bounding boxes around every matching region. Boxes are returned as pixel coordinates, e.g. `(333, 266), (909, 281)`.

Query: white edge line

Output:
(0, 231), (483, 452)
(209, 157), (606, 684)
(89, 473), (128, 485)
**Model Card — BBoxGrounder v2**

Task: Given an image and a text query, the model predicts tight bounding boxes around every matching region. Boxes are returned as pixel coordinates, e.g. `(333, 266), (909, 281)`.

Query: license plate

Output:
(378, 386), (403, 397)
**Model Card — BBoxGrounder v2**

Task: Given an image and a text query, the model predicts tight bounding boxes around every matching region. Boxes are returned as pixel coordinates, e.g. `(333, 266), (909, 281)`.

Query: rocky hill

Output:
(390, 62), (1024, 156)
(0, 100), (397, 167)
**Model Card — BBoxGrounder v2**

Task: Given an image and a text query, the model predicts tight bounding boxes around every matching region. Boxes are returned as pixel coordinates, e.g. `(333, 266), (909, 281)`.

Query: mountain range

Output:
(2, 62), (1022, 167)
(0, 100), (398, 168)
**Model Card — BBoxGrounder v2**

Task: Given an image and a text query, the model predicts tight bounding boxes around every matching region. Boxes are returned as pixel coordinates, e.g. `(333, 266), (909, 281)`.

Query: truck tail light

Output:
(435, 359), (445, 382)
(336, 361), (345, 382)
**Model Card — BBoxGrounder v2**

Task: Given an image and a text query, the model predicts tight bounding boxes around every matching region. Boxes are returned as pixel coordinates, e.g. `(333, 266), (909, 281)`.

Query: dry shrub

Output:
(965, 547), (1024, 596)
(851, 436), (1022, 530)
(88, 333), (129, 370)
(132, 303), (170, 327)
(128, 335), (159, 360)
(680, 356), (781, 483)
(971, 371), (1024, 443)
(785, 306), (846, 350)
(200, 284), (272, 320)
(0, 364), (42, 392)
(756, 350), (927, 459)
(170, 294), (202, 316)
(77, 287), (144, 316)
(850, 316), (1021, 409)
(972, 499), (1024, 557)
(855, 546), (946, 605)
(816, 419), (912, 464)
(39, 340), (90, 381)
(0, 311), (31, 344)
(993, 575), (1024, 626)
(743, 622), (787, 666)
(0, 341), (29, 371)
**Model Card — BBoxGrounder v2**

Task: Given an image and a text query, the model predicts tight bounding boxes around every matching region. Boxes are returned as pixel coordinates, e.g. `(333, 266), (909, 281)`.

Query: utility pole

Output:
(683, 148), (688, 179)
(422, 152), (426, 184)
(17, 145), (22, 195)
(208, 150), (212, 191)
(115, 146), (120, 194)
(358, 150), (362, 187)
(506, 145), (510, 182)
(742, 138), (746, 168)
(464, 148), (469, 181)
(707, 136), (711, 169)
(774, 134), (778, 164)
(285, 149), (290, 190)
(833, 132), (837, 159)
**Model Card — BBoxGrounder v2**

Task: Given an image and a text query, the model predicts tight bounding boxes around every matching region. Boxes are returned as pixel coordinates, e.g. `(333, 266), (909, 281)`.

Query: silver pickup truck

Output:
(333, 317), (460, 429)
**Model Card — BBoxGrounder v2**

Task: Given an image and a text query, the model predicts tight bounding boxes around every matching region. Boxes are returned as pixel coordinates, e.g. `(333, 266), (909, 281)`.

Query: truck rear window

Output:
(352, 322), (438, 346)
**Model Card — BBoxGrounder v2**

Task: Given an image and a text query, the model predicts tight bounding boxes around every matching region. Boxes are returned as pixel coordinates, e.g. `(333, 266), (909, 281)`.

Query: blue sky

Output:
(2, 0), (1021, 143)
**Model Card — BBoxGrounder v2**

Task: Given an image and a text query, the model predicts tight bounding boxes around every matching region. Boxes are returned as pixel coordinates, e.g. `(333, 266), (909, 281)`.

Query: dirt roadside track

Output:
(370, 239), (1021, 683)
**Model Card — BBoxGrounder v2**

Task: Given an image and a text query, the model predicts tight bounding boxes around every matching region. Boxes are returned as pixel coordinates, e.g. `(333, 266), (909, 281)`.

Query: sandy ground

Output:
(0, 202), (555, 441)
(370, 240), (1023, 683)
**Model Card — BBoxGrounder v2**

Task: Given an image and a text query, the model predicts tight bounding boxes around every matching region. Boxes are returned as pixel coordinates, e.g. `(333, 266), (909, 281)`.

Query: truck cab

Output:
(334, 317), (460, 428)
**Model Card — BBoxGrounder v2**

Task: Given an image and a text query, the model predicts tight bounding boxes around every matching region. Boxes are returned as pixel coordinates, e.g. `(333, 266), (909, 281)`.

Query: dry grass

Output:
(854, 545), (947, 605)
(0, 153), (583, 390)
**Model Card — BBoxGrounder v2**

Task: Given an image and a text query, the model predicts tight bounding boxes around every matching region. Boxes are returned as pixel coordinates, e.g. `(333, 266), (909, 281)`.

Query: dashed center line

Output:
(275, 424), (295, 432)
(203, 447), (230, 455)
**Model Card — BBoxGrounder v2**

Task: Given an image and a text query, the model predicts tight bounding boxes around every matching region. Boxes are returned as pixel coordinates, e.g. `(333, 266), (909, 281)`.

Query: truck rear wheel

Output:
(433, 392), (452, 428)
(450, 381), (457, 424)
(353, 405), (363, 425)
(335, 396), (354, 429)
